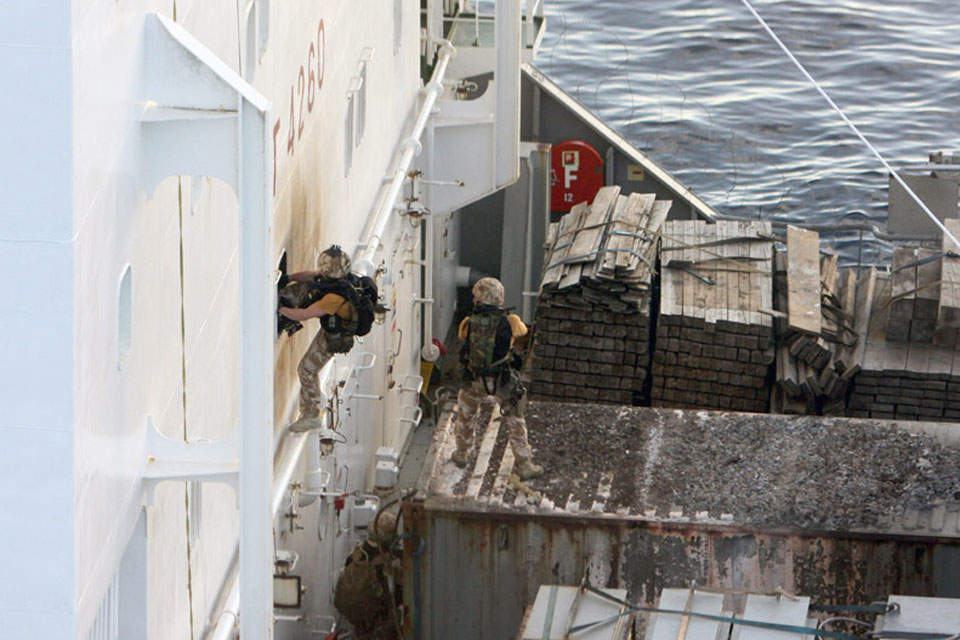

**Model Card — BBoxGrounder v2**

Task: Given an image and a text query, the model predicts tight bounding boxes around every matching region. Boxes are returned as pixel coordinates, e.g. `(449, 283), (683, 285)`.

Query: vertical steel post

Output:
(239, 97), (275, 639)
(495, 0), (521, 187)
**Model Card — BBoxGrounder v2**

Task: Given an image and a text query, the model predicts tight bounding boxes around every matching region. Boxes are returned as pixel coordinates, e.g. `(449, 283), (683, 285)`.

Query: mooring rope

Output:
(737, 0), (960, 250)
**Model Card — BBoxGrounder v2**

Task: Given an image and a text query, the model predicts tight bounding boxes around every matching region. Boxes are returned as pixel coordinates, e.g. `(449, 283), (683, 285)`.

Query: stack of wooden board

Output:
(847, 341), (960, 421)
(537, 186), (671, 313)
(937, 219), (960, 346)
(886, 246), (942, 343)
(771, 225), (876, 415)
(650, 220), (775, 413)
(884, 218), (960, 346)
(528, 186), (671, 405)
(528, 306), (649, 405)
(846, 264), (960, 422)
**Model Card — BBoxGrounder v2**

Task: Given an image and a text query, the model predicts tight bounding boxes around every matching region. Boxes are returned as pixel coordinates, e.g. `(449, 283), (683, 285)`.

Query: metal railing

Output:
(425, 0), (543, 49)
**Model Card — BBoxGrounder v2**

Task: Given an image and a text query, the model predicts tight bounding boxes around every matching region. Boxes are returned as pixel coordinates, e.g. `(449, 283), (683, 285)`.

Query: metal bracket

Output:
(386, 328), (403, 367)
(399, 405), (423, 426)
(416, 178), (465, 187)
(398, 374), (424, 396)
(139, 14), (270, 197)
(142, 416), (239, 507)
(350, 352), (377, 378)
(347, 392), (383, 402)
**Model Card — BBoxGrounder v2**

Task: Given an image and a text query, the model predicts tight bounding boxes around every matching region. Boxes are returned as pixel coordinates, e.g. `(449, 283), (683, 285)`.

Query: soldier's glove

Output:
(278, 314), (303, 337)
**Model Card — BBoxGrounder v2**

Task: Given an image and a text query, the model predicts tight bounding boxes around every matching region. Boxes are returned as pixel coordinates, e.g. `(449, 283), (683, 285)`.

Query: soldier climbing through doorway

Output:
(452, 277), (544, 480)
(278, 245), (379, 432)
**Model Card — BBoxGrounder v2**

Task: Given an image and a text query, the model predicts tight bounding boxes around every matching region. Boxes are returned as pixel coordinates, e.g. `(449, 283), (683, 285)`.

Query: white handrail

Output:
(353, 41), (456, 276)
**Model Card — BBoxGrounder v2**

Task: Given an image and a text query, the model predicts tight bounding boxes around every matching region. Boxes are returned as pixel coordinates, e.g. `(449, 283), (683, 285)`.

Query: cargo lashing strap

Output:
(544, 246), (654, 273)
(809, 602), (899, 615)
(659, 233), (778, 251)
(890, 251), (960, 275)
(549, 219), (655, 248)
(565, 585), (959, 640)
(874, 634), (960, 640)
(542, 219), (661, 277)
(660, 233), (772, 275)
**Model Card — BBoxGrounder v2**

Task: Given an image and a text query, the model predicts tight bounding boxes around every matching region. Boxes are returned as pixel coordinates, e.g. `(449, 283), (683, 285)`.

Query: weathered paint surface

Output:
(407, 510), (960, 640)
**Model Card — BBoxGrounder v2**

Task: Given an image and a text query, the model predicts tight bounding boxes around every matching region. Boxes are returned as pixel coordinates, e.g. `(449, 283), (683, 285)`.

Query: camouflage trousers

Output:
(298, 327), (355, 418)
(455, 371), (533, 461)
(298, 330), (334, 419)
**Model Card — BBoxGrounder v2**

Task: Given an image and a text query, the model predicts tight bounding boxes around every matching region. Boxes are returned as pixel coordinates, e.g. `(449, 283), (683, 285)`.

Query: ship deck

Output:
(416, 400), (960, 539)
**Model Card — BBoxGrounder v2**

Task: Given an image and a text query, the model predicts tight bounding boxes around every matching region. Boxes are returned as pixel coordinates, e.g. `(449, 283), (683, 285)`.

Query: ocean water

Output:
(535, 0), (960, 263)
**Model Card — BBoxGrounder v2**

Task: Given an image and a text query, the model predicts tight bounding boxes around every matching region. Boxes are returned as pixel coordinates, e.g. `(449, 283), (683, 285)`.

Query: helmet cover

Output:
(472, 277), (504, 306)
(317, 245), (351, 279)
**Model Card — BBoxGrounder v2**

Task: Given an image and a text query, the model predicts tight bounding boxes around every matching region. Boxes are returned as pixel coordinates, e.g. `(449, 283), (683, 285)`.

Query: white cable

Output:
(738, 0), (960, 249)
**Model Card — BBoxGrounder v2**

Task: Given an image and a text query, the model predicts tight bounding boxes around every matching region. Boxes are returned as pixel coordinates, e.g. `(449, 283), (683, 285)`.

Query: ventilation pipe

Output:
(455, 265), (493, 289)
(421, 109), (440, 362)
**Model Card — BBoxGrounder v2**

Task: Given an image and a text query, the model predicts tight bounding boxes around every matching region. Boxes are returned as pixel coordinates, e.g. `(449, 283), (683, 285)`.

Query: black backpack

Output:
(463, 306), (513, 377)
(308, 273), (378, 337)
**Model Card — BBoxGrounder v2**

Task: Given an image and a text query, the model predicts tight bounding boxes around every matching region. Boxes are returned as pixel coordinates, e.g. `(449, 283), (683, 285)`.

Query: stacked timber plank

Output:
(886, 246), (942, 343)
(651, 220), (775, 413)
(937, 220), (960, 346)
(847, 339), (960, 421)
(831, 220), (960, 421)
(528, 186), (671, 405)
(771, 225), (872, 415)
(537, 186), (670, 313)
(528, 307), (650, 405)
(846, 226), (960, 422)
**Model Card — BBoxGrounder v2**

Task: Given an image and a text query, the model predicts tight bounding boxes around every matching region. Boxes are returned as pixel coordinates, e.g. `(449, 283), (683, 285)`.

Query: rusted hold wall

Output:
(415, 513), (960, 640)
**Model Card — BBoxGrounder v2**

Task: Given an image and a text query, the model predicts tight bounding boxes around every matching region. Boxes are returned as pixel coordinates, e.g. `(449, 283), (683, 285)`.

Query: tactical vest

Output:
(308, 273), (378, 338)
(465, 306), (513, 377)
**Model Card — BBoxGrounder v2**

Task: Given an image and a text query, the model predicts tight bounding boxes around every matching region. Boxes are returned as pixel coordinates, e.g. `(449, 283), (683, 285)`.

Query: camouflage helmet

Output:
(317, 245), (351, 279)
(371, 510), (397, 543)
(472, 277), (504, 306)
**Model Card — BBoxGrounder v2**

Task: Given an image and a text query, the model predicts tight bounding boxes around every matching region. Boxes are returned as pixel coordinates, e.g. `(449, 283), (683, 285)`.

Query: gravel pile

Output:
(524, 402), (960, 529)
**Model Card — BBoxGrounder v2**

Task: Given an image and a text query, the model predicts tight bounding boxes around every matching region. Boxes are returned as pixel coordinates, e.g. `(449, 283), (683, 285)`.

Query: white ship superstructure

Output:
(0, 1), (546, 638)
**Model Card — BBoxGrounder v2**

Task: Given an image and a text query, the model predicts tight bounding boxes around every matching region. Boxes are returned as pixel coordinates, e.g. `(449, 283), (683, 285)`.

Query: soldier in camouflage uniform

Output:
(279, 246), (357, 432)
(333, 511), (401, 640)
(453, 277), (544, 480)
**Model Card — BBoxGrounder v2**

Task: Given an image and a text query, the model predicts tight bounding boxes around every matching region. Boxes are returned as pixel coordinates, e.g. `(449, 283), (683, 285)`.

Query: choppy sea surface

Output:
(534, 0), (960, 263)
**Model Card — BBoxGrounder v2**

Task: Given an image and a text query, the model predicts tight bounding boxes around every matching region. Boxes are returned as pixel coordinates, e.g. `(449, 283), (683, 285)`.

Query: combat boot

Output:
(451, 448), (469, 468)
(289, 414), (324, 433)
(515, 459), (544, 481)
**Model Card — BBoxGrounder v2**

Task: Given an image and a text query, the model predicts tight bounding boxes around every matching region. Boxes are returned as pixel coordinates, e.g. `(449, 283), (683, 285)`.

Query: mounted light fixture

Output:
(317, 428), (346, 457)
(374, 297), (389, 325)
